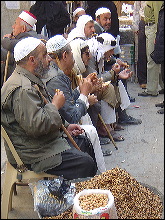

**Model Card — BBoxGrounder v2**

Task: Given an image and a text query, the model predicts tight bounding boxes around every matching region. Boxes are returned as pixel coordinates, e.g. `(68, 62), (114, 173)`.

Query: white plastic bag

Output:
(73, 189), (118, 219)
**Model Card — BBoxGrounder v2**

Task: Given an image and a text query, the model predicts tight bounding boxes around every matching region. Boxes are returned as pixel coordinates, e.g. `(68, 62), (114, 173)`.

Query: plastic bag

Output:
(29, 176), (76, 218)
(73, 189), (118, 219)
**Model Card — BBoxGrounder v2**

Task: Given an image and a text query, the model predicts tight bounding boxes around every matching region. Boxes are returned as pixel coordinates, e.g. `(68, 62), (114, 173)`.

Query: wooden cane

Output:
(33, 84), (81, 151)
(3, 51), (10, 84)
(98, 113), (118, 150)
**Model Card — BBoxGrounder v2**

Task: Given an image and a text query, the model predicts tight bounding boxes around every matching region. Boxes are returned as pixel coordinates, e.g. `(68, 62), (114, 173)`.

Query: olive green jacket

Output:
(1, 65), (70, 173)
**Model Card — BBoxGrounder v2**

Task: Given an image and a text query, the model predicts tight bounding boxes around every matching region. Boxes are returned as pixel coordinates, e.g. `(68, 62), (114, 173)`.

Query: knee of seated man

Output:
(83, 152), (97, 175)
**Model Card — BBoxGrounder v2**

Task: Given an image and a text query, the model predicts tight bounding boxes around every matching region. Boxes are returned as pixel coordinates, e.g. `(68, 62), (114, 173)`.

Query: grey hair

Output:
(20, 20), (33, 31)
(49, 44), (71, 60)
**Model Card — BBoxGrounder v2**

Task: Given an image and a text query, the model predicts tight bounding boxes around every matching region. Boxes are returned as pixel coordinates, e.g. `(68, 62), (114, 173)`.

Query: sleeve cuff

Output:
(79, 94), (89, 109)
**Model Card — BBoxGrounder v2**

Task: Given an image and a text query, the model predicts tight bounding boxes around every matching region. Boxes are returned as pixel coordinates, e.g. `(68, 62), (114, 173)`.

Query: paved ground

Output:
(1, 81), (164, 219)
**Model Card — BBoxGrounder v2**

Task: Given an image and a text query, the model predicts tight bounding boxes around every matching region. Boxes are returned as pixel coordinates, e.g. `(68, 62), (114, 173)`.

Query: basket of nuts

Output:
(73, 189), (118, 219)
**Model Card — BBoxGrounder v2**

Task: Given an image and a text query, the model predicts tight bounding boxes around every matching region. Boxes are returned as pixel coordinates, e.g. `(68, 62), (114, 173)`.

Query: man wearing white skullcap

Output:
(1, 10), (49, 86)
(73, 8), (86, 23)
(1, 36), (97, 180)
(45, 35), (109, 169)
(67, 15), (95, 41)
(66, 8), (86, 35)
(95, 7), (111, 34)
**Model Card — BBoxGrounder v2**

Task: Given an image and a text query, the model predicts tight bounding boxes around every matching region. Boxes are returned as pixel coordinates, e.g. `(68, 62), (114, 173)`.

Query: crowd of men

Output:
(1, 1), (164, 180)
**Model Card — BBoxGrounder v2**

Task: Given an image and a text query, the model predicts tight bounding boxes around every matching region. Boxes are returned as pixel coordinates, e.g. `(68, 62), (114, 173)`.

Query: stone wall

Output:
(1, 1), (32, 38)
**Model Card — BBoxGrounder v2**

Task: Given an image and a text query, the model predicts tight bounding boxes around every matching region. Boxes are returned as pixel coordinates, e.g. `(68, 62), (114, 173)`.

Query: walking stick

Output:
(98, 113), (118, 150)
(3, 51), (10, 84)
(33, 84), (81, 151)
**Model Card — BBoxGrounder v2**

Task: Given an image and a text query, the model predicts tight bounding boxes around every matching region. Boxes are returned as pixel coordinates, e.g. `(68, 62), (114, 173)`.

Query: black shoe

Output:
(158, 89), (164, 94)
(99, 137), (111, 145)
(155, 102), (164, 108)
(129, 96), (135, 102)
(138, 91), (158, 97)
(157, 108), (164, 114)
(118, 115), (142, 125)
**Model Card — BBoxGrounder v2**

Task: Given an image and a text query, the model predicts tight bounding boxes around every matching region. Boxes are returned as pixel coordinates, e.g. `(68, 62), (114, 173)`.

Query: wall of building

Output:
(1, 1), (32, 38)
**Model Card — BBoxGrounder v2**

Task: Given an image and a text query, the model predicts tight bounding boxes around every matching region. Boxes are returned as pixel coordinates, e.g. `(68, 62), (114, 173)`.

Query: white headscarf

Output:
(67, 15), (93, 41)
(70, 38), (88, 74)
(88, 33), (116, 62)
(87, 33), (116, 73)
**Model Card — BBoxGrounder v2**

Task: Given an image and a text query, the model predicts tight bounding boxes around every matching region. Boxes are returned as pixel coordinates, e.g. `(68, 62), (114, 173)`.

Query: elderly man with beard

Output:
(1, 37), (97, 180)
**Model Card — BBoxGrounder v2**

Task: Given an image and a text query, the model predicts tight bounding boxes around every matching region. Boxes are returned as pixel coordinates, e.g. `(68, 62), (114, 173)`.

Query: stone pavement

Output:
(1, 81), (164, 219)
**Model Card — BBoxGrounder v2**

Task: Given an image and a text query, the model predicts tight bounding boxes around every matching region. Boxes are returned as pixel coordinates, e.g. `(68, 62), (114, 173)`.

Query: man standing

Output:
(138, 1), (164, 97)
(1, 37), (97, 180)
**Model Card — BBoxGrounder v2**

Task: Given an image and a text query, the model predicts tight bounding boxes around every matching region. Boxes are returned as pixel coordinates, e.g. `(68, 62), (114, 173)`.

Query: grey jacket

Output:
(1, 65), (70, 173)
(44, 64), (88, 124)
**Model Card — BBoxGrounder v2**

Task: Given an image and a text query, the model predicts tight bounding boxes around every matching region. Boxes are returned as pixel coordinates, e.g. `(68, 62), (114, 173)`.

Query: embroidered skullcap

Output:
(14, 37), (41, 62)
(46, 35), (69, 53)
(19, 10), (37, 27)
(73, 7), (85, 17)
(95, 7), (111, 18)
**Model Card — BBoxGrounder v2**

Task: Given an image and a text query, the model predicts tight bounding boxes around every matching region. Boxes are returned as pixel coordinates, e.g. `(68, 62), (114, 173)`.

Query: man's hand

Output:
(52, 89), (65, 110)
(3, 34), (13, 39)
(67, 124), (84, 136)
(112, 63), (121, 74)
(86, 72), (98, 84)
(116, 59), (129, 68)
(88, 94), (98, 106)
(79, 77), (93, 96)
(118, 69), (133, 80)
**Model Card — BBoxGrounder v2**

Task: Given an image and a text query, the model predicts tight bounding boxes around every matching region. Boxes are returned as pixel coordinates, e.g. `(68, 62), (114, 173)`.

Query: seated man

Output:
(44, 35), (109, 170)
(87, 33), (142, 125)
(70, 38), (125, 141)
(1, 37), (97, 180)
(1, 10), (48, 85)
(67, 14), (95, 42)
(94, 7), (135, 103)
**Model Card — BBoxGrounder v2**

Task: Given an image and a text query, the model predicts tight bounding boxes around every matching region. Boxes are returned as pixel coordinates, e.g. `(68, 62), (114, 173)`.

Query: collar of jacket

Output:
(15, 64), (45, 88)
(94, 21), (105, 33)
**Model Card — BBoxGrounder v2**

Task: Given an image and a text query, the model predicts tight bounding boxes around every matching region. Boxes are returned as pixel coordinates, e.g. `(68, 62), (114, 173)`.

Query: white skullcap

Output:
(14, 37), (41, 62)
(19, 10), (37, 27)
(46, 35), (69, 53)
(73, 7), (85, 17)
(95, 7), (111, 18)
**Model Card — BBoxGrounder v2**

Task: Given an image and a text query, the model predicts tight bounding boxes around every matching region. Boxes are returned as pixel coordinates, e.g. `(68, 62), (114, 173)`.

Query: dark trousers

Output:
(137, 20), (147, 85)
(12, 138), (97, 180)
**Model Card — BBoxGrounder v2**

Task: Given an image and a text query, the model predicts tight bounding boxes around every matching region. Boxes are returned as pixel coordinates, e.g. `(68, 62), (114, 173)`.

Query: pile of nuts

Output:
(44, 167), (163, 219)
(79, 193), (109, 211)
